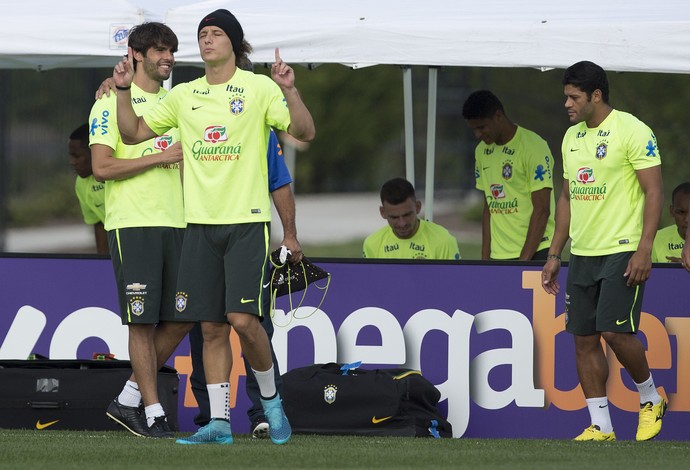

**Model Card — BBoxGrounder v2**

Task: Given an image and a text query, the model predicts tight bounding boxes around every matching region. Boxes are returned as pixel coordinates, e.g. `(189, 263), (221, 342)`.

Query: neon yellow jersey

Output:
(474, 126), (555, 259)
(88, 84), (184, 231)
(363, 220), (461, 260)
(74, 174), (105, 225)
(652, 225), (684, 262)
(143, 69), (291, 224)
(562, 110), (661, 256)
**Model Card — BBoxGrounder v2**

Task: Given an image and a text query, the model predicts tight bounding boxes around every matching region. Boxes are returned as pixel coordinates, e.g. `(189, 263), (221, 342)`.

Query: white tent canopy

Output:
(166, 0), (690, 73)
(1, 0), (689, 73)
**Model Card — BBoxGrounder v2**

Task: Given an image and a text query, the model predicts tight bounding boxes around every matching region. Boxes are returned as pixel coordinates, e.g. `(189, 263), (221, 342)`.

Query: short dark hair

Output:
(128, 22), (178, 55)
(380, 177), (416, 205)
(562, 61), (610, 103)
(462, 90), (505, 120)
(69, 124), (90, 147)
(671, 182), (690, 207)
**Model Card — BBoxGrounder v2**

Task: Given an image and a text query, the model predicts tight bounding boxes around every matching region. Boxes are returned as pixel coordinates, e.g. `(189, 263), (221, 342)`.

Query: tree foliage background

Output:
(1, 63), (688, 228)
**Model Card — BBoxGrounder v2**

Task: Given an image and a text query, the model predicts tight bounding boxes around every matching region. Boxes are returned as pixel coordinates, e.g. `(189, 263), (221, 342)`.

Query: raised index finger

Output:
(274, 47), (281, 63)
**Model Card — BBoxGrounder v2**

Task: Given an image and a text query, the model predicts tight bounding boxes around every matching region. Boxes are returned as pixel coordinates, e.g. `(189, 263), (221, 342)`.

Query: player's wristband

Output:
(115, 85), (131, 91)
(547, 254), (561, 262)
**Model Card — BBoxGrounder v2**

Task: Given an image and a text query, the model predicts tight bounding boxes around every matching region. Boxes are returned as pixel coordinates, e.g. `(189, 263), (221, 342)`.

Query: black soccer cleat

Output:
(251, 415), (269, 439)
(106, 399), (149, 437)
(148, 415), (174, 439)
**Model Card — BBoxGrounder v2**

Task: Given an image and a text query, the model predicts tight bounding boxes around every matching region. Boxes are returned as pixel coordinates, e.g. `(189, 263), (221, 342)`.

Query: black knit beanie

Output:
(198, 9), (244, 57)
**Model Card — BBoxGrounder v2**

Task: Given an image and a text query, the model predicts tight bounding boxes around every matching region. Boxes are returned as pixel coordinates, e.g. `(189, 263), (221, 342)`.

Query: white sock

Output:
(118, 380), (141, 407)
(208, 383), (230, 421)
(586, 397), (613, 433)
(635, 374), (661, 406)
(144, 403), (165, 427)
(253, 366), (277, 399)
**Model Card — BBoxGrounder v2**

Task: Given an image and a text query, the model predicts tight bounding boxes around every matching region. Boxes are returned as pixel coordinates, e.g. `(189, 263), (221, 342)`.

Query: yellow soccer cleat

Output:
(573, 425), (616, 441)
(636, 399), (667, 441)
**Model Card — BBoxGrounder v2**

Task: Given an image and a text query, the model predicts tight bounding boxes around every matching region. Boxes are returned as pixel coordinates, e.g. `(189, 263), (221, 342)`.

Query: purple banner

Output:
(0, 255), (687, 440)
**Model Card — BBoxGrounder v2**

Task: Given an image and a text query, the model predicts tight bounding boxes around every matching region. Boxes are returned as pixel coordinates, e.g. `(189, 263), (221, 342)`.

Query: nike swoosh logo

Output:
(598, 405), (608, 408)
(371, 416), (392, 424)
(192, 105), (203, 110)
(263, 282), (271, 288)
(570, 148), (579, 152)
(36, 419), (60, 429)
(240, 298), (255, 304)
(615, 319), (629, 325)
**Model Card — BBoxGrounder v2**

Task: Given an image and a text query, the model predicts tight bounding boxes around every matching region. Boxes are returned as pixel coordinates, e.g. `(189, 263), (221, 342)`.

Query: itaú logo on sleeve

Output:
(203, 126), (228, 143)
(576, 167), (595, 184)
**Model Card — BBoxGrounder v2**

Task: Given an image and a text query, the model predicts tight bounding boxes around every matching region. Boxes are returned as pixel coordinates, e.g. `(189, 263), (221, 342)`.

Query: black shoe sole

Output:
(106, 411), (148, 438)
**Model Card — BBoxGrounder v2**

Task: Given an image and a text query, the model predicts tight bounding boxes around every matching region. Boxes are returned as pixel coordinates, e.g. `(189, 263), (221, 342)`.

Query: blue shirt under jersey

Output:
(267, 130), (292, 192)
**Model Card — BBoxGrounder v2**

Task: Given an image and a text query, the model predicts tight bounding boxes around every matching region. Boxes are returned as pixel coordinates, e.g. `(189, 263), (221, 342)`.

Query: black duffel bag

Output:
(281, 362), (452, 438)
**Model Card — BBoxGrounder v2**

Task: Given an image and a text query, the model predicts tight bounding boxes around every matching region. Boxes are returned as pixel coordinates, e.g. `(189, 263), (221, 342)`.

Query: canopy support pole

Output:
(402, 66), (415, 187)
(424, 66), (439, 221)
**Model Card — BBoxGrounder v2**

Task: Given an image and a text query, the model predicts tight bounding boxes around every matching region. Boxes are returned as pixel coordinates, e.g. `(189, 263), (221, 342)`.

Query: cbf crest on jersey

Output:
(502, 161), (513, 180)
(595, 142), (608, 160)
(324, 384), (338, 404)
(229, 97), (245, 115)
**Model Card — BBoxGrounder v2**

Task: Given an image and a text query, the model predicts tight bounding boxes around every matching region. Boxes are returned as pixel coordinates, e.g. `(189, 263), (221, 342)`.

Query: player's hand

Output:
(95, 77), (117, 100)
(541, 259), (561, 295)
(624, 250), (652, 286)
(159, 142), (183, 164)
(113, 47), (134, 89)
(281, 236), (303, 264)
(271, 48), (295, 89)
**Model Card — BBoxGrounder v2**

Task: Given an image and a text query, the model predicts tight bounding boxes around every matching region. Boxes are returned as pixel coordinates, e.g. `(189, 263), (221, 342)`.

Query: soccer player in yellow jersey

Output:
(363, 177), (460, 260)
(68, 123), (107, 254)
(542, 61), (666, 442)
(463, 90), (555, 260)
(89, 22), (189, 439)
(111, 9), (315, 445)
(652, 182), (689, 263)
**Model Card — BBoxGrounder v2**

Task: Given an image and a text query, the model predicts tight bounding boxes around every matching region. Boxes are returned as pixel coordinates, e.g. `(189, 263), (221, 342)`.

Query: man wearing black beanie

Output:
(112, 9), (315, 446)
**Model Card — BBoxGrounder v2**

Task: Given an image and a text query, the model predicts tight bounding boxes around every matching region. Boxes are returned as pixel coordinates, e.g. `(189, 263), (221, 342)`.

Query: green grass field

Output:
(1, 430), (689, 469)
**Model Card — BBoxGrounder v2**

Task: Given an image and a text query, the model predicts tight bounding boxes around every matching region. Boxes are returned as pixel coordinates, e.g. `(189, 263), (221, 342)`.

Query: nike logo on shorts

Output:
(616, 319), (629, 325)
(240, 298), (255, 304)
